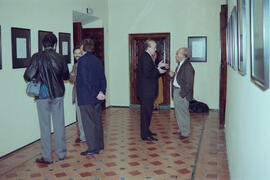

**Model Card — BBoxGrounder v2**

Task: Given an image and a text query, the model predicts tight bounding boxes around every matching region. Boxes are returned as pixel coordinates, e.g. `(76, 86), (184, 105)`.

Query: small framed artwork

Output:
(250, 0), (269, 90)
(229, 15), (233, 66)
(231, 6), (238, 70)
(188, 36), (207, 62)
(0, 25), (2, 70)
(59, 32), (71, 64)
(226, 16), (232, 66)
(11, 27), (31, 69)
(237, 0), (247, 75)
(38, 30), (52, 52)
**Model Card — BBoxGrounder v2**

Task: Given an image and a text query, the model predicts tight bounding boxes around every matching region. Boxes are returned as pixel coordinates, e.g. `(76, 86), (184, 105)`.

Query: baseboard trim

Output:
(0, 122), (76, 159)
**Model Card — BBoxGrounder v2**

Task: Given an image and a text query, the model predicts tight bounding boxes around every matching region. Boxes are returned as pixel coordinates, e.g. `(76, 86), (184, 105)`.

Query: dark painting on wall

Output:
(38, 30), (52, 52)
(59, 32), (71, 64)
(11, 27), (31, 69)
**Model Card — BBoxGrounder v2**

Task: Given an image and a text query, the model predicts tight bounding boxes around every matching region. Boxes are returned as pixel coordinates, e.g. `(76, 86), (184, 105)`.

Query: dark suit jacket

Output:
(172, 60), (195, 101)
(76, 52), (106, 105)
(137, 51), (160, 98)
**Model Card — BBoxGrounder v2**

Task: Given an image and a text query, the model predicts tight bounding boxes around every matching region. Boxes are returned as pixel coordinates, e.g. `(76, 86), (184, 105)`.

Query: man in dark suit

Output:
(169, 48), (195, 140)
(76, 39), (107, 156)
(137, 40), (168, 141)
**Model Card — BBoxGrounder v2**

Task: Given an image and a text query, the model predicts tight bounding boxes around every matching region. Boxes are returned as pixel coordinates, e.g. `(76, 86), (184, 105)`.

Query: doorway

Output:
(82, 28), (104, 66)
(73, 24), (104, 66)
(129, 33), (170, 107)
(73, 23), (105, 108)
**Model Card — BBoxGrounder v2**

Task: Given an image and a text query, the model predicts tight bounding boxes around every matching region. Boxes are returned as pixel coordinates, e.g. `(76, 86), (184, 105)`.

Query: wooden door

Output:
(82, 28), (105, 108)
(129, 33), (170, 106)
(219, 5), (228, 129)
(82, 28), (104, 66)
(73, 22), (82, 47)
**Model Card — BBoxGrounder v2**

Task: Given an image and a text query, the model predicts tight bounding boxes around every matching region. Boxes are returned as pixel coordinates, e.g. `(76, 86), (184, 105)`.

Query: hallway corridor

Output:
(0, 108), (230, 180)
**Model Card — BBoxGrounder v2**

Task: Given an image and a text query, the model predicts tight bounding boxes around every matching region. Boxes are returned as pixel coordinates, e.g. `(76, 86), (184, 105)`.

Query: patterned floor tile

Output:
(0, 108), (229, 180)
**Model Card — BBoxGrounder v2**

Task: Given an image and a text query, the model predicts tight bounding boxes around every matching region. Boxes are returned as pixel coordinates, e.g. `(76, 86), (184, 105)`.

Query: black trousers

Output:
(79, 103), (104, 152)
(139, 97), (154, 139)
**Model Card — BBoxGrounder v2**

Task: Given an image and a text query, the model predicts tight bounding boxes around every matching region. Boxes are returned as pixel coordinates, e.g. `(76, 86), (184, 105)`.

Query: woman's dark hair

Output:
(42, 33), (57, 48)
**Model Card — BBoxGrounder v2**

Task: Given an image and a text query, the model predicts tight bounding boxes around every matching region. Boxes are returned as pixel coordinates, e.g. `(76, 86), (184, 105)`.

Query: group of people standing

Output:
(24, 34), (106, 164)
(137, 40), (195, 142)
(24, 34), (194, 165)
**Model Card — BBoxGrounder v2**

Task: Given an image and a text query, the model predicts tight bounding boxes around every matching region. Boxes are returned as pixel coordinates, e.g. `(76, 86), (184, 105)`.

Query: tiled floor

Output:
(0, 107), (230, 180)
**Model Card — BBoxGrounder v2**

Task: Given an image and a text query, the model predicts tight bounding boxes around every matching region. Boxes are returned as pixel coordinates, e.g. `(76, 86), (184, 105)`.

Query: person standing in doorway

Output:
(69, 46), (86, 143)
(137, 39), (168, 142)
(24, 33), (69, 164)
(153, 52), (164, 110)
(76, 39), (107, 156)
(169, 47), (195, 140)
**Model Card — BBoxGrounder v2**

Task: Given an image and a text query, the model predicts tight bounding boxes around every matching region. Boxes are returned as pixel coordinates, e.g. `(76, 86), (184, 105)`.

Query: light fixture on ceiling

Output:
(86, 8), (93, 15)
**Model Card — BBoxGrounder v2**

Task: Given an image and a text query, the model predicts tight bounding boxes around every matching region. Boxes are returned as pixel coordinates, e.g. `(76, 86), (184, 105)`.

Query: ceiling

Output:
(72, 10), (99, 25)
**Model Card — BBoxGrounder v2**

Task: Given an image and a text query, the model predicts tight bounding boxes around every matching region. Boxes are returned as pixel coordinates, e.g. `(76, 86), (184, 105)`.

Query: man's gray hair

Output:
(180, 48), (190, 59)
(144, 39), (155, 51)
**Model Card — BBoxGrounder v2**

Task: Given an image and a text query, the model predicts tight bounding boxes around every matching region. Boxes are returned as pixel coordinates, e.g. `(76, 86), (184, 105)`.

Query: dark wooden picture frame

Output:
(59, 32), (71, 64)
(188, 36), (207, 62)
(38, 30), (52, 52)
(250, 0), (269, 90)
(11, 27), (31, 69)
(0, 25), (2, 70)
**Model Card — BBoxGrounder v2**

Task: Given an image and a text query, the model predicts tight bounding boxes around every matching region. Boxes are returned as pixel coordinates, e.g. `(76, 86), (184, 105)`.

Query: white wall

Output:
(0, 0), (230, 158)
(226, 0), (270, 179)
(107, 0), (225, 109)
(0, 0), (108, 157)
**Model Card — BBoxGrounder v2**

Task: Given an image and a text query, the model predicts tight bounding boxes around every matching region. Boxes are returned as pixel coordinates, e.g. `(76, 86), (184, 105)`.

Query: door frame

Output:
(129, 33), (170, 106)
(219, 5), (228, 129)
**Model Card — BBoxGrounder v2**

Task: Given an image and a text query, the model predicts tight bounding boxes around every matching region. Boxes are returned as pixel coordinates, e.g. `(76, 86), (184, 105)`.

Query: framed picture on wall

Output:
(231, 6), (238, 70)
(188, 36), (207, 62)
(226, 21), (229, 65)
(38, 30), (52, 52)
(0, 25), (2, 70)
(59, 32), (71, 64)
(250, 0), (269, 90)
(11, 27), (31, 69)
(226, 15), (232, 66)
(237, 0), (247, 75)
(229, 15), (233, 66)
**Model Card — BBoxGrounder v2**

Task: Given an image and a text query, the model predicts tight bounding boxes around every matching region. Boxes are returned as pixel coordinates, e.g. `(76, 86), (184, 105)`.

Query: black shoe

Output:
(179, 135), (189, 140)
(80, 150), (99, 156)
(59, 157), (65, 161)
(142, 136), (158, 142)
(173, 131), (181, 135)
(150, 132), (157, 136)
(75, 138), (86, 143)
(35, 157), (53, 164)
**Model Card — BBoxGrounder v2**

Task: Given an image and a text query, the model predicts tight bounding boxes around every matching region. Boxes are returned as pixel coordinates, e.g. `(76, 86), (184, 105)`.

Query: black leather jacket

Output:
(24, 49), (70, 98)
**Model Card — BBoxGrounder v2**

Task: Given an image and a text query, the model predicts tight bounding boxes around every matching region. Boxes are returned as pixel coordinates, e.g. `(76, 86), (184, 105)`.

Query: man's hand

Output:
(157, 61), (169, 74)
(158, 67), (167, 74)
(97, 91), (106, 100)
